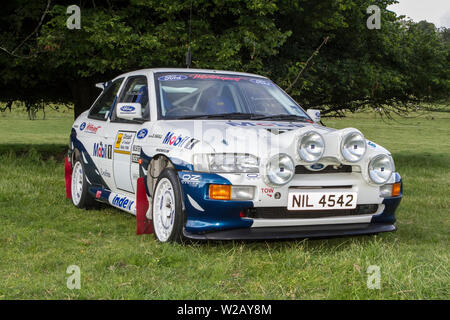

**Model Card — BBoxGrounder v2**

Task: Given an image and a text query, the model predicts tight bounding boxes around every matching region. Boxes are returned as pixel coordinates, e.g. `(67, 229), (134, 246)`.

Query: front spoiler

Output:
(183, 223), (396, 240)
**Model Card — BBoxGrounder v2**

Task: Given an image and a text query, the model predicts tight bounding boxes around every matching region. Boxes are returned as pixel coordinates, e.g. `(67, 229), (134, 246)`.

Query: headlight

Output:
(298, 131), (325, 163)
(341, 132), (366, 162)
(193, 153), (259, 173)
(265, 153), (295, 185)
(369, 154), (395, 185)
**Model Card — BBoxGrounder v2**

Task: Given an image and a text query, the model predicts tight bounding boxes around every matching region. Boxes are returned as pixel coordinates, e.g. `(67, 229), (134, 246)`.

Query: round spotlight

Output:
(341, 132), (366, 162)
(369, 154), (395, 185)
(298, 131), (325, 163)
(266, 154), (295, 186)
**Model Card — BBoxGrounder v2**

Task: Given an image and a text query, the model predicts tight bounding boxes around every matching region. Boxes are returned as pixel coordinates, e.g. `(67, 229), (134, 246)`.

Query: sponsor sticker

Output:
(131, 154), (140, 163)
(368, 141), (376, 148)
(79, 122), (86, 131)
(162, 131), (199, 150)
(114, 131), (136, 154)
(226, 121), (305, 128)
(149, 133), (163, 139)
(93, 142), (112, 159)
(137, 128), (148, 139)
(132, 145), (142, 153)
(100, 168), (111, 178)
(158, 75), (188, 81)
(181, 174), (201, 186)
(189, 74), (244, 82)
(249, 78), (273, 86)
(111, 194), (134, 211)
(85, 123), (101, 134)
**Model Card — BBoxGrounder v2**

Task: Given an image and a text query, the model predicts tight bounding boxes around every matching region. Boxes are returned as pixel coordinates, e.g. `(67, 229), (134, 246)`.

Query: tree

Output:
(0, 0), (448, 119)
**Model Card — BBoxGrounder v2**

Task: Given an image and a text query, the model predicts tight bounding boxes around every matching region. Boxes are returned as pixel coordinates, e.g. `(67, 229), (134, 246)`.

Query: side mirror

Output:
(116, 103), (142, 120)
(306, 109), (321, 123)
(95, 82), (105, 90)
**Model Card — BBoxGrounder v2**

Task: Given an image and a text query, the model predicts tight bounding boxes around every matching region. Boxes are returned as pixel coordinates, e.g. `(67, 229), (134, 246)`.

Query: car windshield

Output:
(155, 72), (310, 121)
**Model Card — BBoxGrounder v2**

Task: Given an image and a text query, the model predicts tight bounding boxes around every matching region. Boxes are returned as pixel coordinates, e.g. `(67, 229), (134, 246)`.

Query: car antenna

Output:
(186, 0), (193, 68)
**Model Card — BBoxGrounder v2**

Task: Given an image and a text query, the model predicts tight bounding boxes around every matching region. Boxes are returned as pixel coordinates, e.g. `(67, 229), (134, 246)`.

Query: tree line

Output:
(0, 0), (449, 118)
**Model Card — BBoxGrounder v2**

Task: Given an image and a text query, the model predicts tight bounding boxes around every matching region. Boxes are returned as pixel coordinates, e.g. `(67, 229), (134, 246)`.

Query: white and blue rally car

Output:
(66, 68), (402, 242)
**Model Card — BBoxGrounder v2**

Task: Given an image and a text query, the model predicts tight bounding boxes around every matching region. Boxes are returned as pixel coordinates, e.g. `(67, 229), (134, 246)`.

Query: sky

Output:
(388, 0), (450, 28)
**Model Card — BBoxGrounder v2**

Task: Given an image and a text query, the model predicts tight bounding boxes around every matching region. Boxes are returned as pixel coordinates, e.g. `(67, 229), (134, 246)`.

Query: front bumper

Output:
(179, 171), (402, 238)
(183, 222), (396, 240)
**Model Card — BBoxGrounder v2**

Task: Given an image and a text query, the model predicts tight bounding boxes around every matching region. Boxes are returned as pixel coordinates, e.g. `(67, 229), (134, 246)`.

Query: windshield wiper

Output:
(250, 114), (310, 121)
(173, 112), (264, 120)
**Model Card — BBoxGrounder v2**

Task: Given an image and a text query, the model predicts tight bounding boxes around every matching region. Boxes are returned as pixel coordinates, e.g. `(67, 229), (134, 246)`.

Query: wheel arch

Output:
(146, 154), (186, 210)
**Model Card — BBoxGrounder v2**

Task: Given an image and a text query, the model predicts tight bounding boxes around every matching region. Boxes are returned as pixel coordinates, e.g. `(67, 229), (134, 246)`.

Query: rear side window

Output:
(89, 78), (124, 120)
(117, 75), (150, 120)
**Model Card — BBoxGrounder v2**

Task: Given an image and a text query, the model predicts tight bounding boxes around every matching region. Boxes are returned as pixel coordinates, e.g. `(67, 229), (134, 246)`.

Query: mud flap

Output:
(136, 177), (154, 235)
(65, 156), (72, 199)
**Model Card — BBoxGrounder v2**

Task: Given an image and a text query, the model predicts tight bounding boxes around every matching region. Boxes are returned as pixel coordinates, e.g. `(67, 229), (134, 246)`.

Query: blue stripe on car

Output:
(178, 171), (253, 233)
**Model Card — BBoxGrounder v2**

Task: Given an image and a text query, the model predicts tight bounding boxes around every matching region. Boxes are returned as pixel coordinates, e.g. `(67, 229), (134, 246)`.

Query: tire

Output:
(71, 158), (95, 209)
(152, 168), (185, 243)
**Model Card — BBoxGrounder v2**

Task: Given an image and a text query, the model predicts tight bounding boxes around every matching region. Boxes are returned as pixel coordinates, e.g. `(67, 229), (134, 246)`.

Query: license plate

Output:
(287, 190), (357, 211)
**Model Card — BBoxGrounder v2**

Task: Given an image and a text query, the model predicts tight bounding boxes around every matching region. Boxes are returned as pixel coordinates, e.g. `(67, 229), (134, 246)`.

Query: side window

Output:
(117, 75), (150, 120)
(89, 78), (124, 120)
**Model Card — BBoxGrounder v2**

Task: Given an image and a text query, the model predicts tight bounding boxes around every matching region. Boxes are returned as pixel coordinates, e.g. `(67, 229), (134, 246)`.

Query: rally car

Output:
(65, 68), (402, 242)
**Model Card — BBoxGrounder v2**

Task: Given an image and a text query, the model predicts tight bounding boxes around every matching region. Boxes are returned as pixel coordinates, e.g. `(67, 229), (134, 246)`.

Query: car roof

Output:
(114, 68), (268, 80)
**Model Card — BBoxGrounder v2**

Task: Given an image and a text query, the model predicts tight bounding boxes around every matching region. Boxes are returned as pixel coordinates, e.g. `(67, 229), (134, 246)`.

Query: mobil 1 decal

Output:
(162, 131), (199, 150)
(114, 131), (136, 155)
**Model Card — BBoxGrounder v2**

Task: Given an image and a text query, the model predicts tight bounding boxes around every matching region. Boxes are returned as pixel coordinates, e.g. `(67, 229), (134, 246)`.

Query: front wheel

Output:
(71, 159), (95, 208)
(152, 168), (185, 242)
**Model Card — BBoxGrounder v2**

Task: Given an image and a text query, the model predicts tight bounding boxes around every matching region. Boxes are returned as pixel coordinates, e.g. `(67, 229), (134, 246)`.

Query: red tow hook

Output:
(64, 156), (72, 199)
(136, 177), (154, 235)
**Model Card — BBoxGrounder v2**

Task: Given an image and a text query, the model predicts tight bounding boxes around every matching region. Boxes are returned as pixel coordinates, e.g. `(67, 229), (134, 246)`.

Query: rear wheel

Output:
(71, 159), (95, 208)
(152, 168), (185, 242)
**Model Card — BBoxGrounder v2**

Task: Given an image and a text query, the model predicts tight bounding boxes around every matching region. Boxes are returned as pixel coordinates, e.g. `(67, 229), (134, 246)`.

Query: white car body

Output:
(67, 68), (402, 240)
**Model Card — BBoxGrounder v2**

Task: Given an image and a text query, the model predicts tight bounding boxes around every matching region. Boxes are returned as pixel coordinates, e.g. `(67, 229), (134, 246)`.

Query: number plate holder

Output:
(287, 190), (357, 211)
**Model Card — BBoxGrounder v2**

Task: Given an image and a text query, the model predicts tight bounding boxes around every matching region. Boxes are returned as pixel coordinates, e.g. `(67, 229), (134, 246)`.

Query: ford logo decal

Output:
(120, 106), (135, 112)
(158, 75), (188, 81)
(137, 128), (148, 139)
(309, 163), (325, 171)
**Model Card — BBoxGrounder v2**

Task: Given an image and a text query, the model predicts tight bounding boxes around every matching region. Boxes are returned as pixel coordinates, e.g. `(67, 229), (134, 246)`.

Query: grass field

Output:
(0, 107), (448, 299)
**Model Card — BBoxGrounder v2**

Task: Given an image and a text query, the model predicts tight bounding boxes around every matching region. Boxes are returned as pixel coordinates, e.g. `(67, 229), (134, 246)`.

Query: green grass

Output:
(0, 108), (449, 299)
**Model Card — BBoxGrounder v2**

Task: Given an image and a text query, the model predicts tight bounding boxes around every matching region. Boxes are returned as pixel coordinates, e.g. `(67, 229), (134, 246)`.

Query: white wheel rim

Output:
(153, 178), (175, 242)
(71, 162), (84, 206)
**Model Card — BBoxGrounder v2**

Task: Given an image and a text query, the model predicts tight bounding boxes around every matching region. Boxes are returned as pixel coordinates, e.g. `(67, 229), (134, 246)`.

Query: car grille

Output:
(295, 165), (352, 174)
(244, 204), (378, 219)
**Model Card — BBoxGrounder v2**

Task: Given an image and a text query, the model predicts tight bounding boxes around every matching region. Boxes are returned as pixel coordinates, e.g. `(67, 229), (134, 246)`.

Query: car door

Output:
(107, 75), (151, 194)
(83, 78), (124, 190)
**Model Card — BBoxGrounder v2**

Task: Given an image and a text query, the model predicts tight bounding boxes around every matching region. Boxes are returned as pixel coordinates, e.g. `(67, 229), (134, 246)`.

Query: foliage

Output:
(0, 0), (449, 117)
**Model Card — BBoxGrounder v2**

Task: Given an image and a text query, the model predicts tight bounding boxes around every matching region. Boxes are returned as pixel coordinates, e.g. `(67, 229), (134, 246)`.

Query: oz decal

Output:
(181, 174), (201, 186)
(162, 132), (199, 150)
